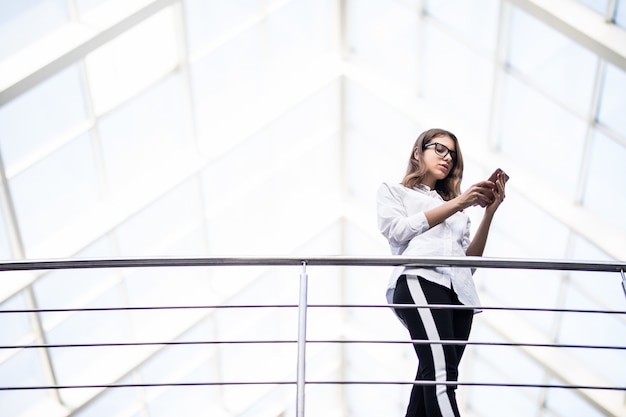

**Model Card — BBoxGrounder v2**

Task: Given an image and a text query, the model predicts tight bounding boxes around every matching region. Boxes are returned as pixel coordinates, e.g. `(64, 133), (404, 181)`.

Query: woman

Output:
(376, 128), (506, 417)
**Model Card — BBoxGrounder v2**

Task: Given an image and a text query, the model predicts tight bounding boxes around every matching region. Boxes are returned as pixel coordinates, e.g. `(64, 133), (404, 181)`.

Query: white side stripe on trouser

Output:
(406, 277), (456, 417)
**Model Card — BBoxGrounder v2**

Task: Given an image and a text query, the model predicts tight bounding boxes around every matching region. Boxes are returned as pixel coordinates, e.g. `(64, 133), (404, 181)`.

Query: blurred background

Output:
(0, 0), (625, 416)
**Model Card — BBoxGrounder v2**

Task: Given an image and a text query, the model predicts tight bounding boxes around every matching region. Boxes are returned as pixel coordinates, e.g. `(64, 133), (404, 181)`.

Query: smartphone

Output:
(478, 168), (509, 207)
(488, 168), (510, 184)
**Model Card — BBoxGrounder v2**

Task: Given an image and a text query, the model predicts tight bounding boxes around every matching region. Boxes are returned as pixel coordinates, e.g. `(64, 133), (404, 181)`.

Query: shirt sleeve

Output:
(462, 216), (471, 252)
(462, 216), (476, 275)
(376, 183), (430, 249)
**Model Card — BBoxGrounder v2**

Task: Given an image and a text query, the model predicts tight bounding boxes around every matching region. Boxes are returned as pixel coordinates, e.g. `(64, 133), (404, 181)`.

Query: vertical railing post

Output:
(620, 269), (626, 299)
(296, 261), (309, 417)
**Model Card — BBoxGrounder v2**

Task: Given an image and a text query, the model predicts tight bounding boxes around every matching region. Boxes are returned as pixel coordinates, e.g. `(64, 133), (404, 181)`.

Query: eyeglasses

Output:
(424, 142), (457, 162)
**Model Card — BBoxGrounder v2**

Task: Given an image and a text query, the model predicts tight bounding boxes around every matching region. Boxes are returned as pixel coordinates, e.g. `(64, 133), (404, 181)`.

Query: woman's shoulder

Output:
(377, 182), (419, 206)
(378, 181), (406, 192)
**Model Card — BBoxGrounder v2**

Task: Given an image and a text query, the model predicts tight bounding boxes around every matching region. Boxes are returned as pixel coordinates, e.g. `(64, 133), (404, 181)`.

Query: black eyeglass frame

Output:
(423, 142), (458, 162)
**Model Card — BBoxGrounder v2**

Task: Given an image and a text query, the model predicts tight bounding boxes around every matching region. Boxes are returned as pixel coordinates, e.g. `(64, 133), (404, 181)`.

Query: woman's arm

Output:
(466, 173), (507, 257)
(424, 180), (495, 228)
(466, 211), (495, 257)
(378, 177), (503, 250)
(377, 183), (430, 246)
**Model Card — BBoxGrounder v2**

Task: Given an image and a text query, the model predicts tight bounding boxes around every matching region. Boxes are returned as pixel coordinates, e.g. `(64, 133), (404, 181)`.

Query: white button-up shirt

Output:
(376, 182), (480, 309)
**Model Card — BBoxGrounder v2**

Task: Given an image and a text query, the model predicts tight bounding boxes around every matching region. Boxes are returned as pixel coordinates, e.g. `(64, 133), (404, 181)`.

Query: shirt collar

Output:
(415, 183), (432, 192)
(414, 183), (442, 199)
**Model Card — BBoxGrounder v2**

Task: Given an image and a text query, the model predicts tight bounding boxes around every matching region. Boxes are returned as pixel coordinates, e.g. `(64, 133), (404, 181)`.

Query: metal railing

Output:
(1, 256), (625, 417)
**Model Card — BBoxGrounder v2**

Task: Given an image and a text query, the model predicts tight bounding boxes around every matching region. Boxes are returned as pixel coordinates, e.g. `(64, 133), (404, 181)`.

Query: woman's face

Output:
(416, 134), (456, 186)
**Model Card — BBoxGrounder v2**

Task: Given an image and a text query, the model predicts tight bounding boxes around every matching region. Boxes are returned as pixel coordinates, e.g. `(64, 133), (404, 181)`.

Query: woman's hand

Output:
(484, 172), (506, 215)
(465, 172), (507, 256)
(424, 176), (506, 230)
(457, 180), (496, 209)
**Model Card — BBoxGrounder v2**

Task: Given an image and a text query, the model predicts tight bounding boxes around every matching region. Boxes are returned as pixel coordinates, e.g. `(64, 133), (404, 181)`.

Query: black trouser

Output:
(393, 275), (474, 417)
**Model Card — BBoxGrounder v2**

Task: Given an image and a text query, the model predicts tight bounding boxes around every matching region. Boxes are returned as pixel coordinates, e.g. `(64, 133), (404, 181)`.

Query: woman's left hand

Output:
(485, 172), (506, 214)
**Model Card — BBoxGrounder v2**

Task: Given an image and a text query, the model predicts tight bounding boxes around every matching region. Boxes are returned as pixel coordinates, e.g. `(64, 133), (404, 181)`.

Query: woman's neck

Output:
(420, 176), (437, 190)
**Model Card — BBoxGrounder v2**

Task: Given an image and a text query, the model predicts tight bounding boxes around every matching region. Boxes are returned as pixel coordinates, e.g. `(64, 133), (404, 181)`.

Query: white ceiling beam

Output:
(0, 0), (178, 106)
(507, 0), (626, 71)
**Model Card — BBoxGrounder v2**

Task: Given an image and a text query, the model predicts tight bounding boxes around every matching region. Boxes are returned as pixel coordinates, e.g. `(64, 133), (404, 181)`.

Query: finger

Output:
(489, 186), (503, 203)
(495, 178), (505, 193)
(476, 180), (495, 189)
(498, 174), (507, 189)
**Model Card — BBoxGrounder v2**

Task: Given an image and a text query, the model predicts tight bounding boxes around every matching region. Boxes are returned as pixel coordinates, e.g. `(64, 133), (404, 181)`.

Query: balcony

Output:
(1, 256), (624, 417)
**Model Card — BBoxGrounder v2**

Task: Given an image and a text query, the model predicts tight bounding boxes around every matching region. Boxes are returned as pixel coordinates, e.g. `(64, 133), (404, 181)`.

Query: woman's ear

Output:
(413, 148), (420, 159)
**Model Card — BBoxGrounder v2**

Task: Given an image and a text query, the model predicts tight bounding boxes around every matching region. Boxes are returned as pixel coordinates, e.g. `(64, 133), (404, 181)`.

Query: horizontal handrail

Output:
(0, 380), (622, 391)
(0, 256), (624, 272)
(2, 339), (624, 351)
(309, 381), (626, 390)
(2, 303), (624, 314)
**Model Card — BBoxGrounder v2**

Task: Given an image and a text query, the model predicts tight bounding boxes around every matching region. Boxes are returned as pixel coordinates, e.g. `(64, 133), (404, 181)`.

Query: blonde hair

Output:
(401, 128), (464, 201)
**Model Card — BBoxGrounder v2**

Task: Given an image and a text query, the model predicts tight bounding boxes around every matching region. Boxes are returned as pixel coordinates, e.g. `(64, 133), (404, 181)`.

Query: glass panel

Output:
(303, 348), (343, 414)
(582, 130), (626, 231)
(478, 191), (570, 260)
(98, 74), (189, 192)
(0, 292), (33, 344)
(425, 0), (499, 53)
(479, 269), (562, 332)
(270, 137), (341, 237)
(616, 0), (626, 28)
(33, 237), (116, 328)
(72, 374), (140, 417)
(499, 74), (587, 198)
(558, 283), (626, 386)
(268, 79), (339, 155)
(204, 184), (273, 255)
(200, 77), (338, 200)
(341, 385), (407, 417)
(544, 378), (606, 417)
(0, 348), (49, 417)
(114, 179), (203, 256)
(421, 20), (494, 134)
(146, 384), (218, 417)
(598, 62), (626, 137)
(75, 0), (109, 16)
(569, 236), (622, 309)
(139, 322), (218, 383)
(266, 0), (335, 82)
(46, 285), (132, 406)
(0, 0), (68, 61)
(204, 136), (341, 256)
(0, 204), (12, 259)
(508, 7), (598, 115)
(215, 276), (298, 413)
(0, 64), (86, 174)
(122, 267), (212, 342)
(1, 290), (50, 416)
(576, 0), (609, 15)
(202, 130), (272, 202)
(200, 80), (340, 254)
(85, 7), (179, 114)
(159, 226), (207, 257)
(470, 324), (546, 384)
(464, 351), (541, 417)
(191, 24), (265, 143)
(345, 0), (420, 92)
(184, 0), (261, 55)
(344, 80), (422, 204)
(9, 133), (101, 253)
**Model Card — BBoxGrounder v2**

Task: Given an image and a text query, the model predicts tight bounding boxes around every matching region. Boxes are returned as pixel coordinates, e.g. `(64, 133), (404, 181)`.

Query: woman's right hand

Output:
(424, 180), (496, 229)
(457, 181), (495, 209)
